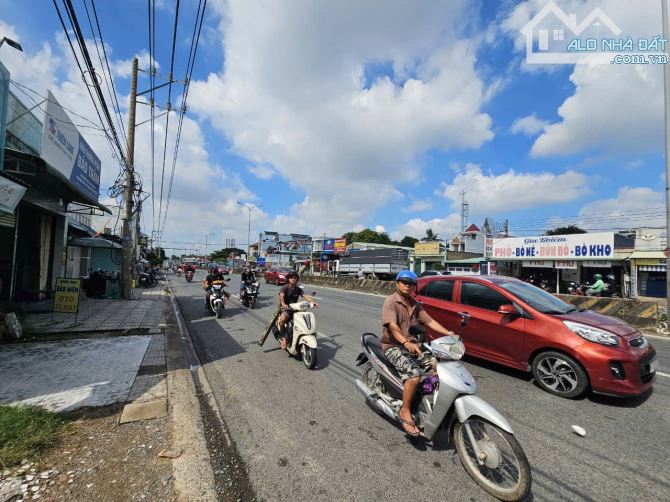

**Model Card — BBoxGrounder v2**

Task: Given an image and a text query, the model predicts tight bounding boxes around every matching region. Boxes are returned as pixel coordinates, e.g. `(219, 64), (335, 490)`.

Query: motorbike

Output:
(206, 279), (229, 319)
(271, 301), (318, 369)
(138, 271), (157, 288)
(568, 281), (584, 295)
(176, 268), (182, 277)
(185, 270), (194, 283)
(354, 316), (532, 501)
(240, 279), (260, 309)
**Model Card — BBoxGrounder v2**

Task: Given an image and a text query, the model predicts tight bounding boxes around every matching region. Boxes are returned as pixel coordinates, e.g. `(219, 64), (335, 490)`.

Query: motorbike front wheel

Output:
(216, 302), (223, 319)
(454, 418), (531, 501)
(249, 296), (256, 309)
(300, 344), (317, 369)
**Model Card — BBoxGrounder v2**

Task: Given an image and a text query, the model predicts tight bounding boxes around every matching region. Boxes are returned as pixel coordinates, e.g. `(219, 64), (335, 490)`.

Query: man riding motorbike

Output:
(203, 265), (229, 307)
(381, 270), (458, 437)
(586, 273), (606, 296)
(240, 265), (257, 300)
(278, 271), (318, 350)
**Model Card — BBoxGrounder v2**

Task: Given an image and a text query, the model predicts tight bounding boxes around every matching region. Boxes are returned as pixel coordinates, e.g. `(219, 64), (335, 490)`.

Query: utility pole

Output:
(237, 201), (262, 262)
(121, 57), (138, 299)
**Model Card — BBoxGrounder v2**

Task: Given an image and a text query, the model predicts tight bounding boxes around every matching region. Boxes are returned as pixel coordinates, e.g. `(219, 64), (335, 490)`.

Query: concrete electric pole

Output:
(121, 57), (138, 299)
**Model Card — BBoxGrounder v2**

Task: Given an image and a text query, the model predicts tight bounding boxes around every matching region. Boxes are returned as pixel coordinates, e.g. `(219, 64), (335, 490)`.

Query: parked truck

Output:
(337, 248), (410, 280)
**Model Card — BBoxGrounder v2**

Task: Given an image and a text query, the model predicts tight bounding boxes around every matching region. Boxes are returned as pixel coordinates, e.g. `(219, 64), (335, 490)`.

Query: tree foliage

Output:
(545, 225), (586, 236)
(209, 247), (245, 262)
(423, 228), (438, 241)
(399, 235), (419, 248)
(147, 247), (166, 266)
(343, 228), (392, 245)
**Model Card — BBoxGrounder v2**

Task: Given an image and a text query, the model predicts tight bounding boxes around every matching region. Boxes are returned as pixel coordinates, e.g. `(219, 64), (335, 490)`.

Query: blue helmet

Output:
(395, 270), (417, 284)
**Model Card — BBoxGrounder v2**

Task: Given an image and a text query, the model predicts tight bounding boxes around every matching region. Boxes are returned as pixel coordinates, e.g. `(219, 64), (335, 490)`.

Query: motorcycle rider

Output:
(203, 265), (229, 308)
(585, 273), (606, 296)
(278, 271), (318, 350)
(240, 265), (257, 300)
(382, 270), (458, 437)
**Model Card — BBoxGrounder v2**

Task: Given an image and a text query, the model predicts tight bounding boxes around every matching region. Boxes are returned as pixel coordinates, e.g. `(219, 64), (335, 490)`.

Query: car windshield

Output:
(498, 281), (577, 315)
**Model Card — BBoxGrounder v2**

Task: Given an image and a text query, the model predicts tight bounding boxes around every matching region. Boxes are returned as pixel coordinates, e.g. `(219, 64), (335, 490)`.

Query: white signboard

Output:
(582, 260), (612, 268)
(0, 175), (26, 214)
(41, 91), (101, 201)
(523, 260), (552, 268)
(555, 260), (577, 269)
(493, 233), (614, 261)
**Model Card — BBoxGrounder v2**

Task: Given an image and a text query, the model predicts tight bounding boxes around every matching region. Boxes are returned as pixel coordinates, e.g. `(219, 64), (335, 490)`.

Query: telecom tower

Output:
(460, 191), (469, 233)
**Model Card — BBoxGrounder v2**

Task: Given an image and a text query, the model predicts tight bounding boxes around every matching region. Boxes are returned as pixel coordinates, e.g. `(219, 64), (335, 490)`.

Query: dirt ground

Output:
(0, 406), (176, 502)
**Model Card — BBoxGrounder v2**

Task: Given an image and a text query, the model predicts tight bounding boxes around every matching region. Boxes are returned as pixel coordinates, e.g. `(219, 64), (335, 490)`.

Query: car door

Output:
(457, 280), (525, 366)
(416, 278), (461, 339)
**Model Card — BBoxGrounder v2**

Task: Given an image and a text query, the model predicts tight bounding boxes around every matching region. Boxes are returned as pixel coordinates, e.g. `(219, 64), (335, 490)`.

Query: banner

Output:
(323, 239), (335, 254)
(414, 241), (441, 255)
(53, 277), (81, 314)
(334, 238), (346, 254)
(41, 91), (101, 201)
(493, 233), (614, 260)
(0, 175), (26, 214)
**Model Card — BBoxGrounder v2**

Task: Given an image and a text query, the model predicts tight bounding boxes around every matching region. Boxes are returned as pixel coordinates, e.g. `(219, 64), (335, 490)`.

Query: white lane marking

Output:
(656, 371), (670, 378)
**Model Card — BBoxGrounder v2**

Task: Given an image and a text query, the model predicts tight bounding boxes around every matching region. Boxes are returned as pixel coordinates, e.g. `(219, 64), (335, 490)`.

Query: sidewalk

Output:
(0, 282), (219, 501)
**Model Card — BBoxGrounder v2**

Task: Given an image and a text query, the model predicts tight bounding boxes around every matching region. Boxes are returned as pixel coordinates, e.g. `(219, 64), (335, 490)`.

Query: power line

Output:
(160, 0), (207, 236)
(156, 0), (181, 239)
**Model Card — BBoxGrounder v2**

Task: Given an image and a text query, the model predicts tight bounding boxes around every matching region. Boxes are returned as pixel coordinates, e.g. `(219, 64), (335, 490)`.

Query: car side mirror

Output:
(498, 304), (519, 316)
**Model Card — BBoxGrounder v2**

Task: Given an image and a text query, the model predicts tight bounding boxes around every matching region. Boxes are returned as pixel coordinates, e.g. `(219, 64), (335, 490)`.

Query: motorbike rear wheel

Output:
(454, 418), (531, 501)
(301, 344), (317, 369)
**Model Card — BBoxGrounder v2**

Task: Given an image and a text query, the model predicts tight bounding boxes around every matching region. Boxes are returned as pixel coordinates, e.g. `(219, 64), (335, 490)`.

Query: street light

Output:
(0, 37), (23, 52)
(237, 201), (263, 262)
(204, 232), (215, 258)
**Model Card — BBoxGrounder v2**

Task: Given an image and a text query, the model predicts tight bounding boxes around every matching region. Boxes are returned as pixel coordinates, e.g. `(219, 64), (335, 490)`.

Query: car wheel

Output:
(531, 351), (589, 399)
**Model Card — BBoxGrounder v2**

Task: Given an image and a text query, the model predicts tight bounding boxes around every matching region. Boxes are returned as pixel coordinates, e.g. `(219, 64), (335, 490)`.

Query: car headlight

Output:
(563, 320), (620, 347)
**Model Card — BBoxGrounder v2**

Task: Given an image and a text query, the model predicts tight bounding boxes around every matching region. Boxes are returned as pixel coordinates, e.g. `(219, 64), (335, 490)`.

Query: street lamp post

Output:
(663, 0), (670, 312)
(0, 37), (23, 52)
(204, 232), (215, 258)
(237, 201), (262, 262)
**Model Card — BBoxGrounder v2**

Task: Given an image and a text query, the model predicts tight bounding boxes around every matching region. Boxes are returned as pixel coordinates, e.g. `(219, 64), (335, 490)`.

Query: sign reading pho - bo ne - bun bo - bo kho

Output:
(492, 233), (615, 261)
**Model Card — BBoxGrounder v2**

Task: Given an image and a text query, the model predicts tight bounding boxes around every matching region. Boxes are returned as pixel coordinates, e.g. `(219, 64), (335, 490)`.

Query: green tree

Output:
(423, 228), (438, 241)
(210, 247), (245, 262)
(343, 228), (392, 245)
(545, 225), (586, 236)
(147, 247), (166, 266)
(399, 235), (419, 248)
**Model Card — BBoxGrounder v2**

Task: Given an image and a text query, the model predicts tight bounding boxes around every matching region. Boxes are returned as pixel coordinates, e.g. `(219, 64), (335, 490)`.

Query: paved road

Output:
(171, 272), (669, 502)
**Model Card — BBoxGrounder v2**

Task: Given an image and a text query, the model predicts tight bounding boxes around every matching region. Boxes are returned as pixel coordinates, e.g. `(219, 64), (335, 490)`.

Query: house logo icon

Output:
(521, 1), (622, 64)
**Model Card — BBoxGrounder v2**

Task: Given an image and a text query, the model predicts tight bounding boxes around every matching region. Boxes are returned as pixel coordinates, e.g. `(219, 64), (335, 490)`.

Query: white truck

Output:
(337, 248), (410, 280)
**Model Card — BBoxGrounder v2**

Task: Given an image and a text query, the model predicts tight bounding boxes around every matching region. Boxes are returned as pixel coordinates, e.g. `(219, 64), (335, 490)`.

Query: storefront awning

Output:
(2, 148), (112, 215)
(69, 237), (122, 249)
(67, 218), (96, 236)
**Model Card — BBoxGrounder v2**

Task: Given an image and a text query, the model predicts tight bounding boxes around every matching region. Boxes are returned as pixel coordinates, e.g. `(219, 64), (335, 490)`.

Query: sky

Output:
(0, 0), (665, 255)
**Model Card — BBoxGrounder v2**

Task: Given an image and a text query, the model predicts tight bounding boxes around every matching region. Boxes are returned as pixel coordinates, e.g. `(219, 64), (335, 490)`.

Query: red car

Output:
(264, 267), (292, 285)
(416, 275), (656, 398)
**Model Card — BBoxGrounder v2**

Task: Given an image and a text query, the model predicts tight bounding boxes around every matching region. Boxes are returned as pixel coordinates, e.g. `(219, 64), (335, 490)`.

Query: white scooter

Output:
(354, 318), (532, 501)
(272, 301), (318, 369)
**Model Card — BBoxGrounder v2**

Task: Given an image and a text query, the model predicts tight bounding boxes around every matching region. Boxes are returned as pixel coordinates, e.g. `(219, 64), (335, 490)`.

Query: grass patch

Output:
(0, 405), (69, 468)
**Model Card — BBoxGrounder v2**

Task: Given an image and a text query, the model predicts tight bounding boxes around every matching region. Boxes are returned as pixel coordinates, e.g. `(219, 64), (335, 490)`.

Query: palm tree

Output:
(424, 228), (438, 241)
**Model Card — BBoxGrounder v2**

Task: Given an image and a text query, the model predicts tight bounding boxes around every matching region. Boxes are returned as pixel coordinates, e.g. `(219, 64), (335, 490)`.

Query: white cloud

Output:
(374, 225), (386, 233)
(510, 114), (548, 136)
(390, 214), (461, 241)
(441, 163), (590, 213)
(188, 0), (495, 233)
(574, 186), (664, 230)
(402, 199), (433, 213)
(500, 1), (663, 157)
(248, 164), (275, 180)
(0, 17), (263, 249)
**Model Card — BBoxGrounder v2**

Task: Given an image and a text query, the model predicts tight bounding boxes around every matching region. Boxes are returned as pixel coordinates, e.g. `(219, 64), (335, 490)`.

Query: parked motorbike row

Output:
(181, 269), (532, 500)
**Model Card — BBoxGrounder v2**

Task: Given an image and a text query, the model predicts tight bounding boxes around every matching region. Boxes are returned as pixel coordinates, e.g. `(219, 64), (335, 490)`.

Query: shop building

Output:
(629, 228), (666, 298)
(491, 232), (634, 295)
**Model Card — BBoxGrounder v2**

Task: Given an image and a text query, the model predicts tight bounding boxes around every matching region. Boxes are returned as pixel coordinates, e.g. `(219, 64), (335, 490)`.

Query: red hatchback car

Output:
(416, 275), (657, 398)
(264, 267), (292, 285)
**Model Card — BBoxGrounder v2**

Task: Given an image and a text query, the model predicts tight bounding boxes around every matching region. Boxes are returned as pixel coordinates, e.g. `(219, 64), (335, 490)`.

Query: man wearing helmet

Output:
(203, 265), (229, 307)
(586, 273), (606, 296)
(382, 270), (457, 437)
(240, 265), (256, 299)
(277, 271), (319, 350)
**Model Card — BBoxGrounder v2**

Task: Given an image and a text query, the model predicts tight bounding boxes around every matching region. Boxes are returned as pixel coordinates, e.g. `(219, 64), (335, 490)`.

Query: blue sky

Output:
(0, 0), (665, 252)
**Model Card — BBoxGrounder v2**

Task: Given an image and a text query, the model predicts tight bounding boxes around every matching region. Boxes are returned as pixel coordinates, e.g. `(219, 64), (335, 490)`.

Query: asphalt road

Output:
(171, 272), (669, 502)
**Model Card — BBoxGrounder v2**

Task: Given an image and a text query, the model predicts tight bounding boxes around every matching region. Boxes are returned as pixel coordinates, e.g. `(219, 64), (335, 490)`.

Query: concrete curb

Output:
(164, 286), (219, 501)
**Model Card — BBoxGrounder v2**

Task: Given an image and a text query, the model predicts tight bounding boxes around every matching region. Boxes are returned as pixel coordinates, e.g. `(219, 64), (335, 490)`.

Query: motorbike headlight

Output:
(563, 321), (620, 347)
(439, 340), (465, 360)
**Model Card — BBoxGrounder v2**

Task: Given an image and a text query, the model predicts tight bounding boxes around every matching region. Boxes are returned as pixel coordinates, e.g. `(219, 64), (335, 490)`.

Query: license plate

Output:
(649, 357), (658, 373)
